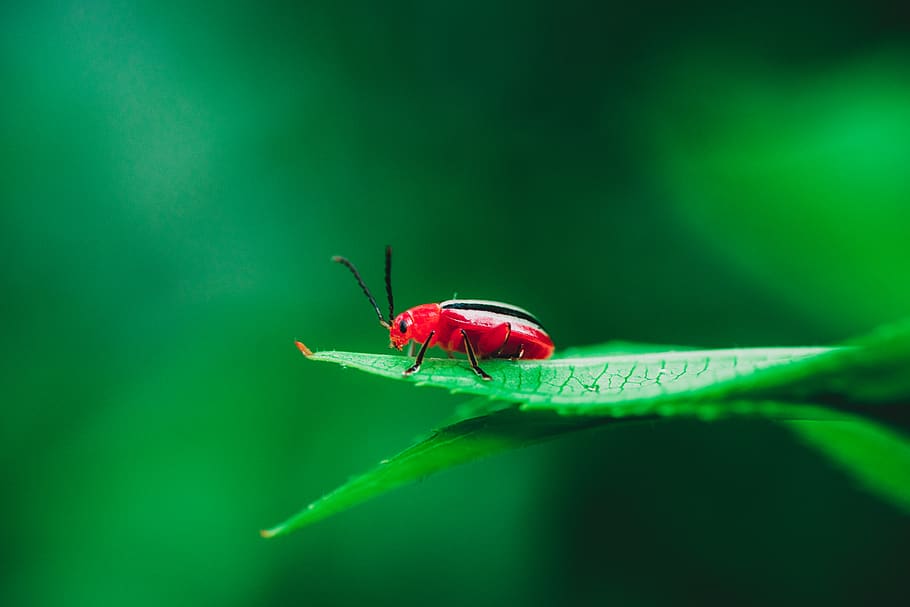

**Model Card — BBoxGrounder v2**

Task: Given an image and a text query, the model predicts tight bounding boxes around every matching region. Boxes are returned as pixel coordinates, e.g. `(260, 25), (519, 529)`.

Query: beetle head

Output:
(389, 311), (413, 350)
(389, 304), (441, 350)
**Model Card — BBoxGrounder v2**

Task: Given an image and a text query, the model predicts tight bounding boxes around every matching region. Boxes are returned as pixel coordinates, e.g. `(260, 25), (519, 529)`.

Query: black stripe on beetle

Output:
(440, 300), (545, 330)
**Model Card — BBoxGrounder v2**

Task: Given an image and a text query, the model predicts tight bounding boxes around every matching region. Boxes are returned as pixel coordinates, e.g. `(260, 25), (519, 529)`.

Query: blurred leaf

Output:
(263, 398), (899, 538)
(650, 56), (910, 328)
(552, 341), (693, 358)
(786, 418), (910, 514)
(261, 403), (612, 538)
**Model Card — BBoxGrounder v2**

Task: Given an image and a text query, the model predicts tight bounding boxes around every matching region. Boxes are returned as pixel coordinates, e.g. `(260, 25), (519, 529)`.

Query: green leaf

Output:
(262, 398), (851, 538)
(296, 319), (910, 416)
(261, 404), (610, 538)
(302, 346), (834, 410)
(786, 418), (910, 514)
(265, 322), (910, 537)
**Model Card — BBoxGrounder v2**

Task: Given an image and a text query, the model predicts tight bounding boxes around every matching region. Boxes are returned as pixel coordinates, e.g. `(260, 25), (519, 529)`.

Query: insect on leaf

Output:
(297, 318), (910, 416)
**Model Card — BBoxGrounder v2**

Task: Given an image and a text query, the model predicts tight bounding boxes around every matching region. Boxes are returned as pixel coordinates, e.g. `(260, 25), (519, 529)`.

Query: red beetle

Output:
(333, 247), (554, 380)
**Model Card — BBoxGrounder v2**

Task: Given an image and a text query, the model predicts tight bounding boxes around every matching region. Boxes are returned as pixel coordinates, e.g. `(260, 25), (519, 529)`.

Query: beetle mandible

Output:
(333, 246), (554, 380)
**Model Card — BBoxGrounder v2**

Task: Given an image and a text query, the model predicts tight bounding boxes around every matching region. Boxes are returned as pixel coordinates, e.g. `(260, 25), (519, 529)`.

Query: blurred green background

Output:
(2, 1), (909, 605)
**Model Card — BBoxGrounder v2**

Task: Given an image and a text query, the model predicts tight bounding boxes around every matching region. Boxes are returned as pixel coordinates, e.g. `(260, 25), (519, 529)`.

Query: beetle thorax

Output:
(389, 303), (440, 350)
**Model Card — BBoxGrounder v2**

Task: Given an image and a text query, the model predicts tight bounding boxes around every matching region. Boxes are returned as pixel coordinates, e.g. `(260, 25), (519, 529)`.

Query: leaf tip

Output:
(260, 527), (280, 539)
(295, 340), (313, 357)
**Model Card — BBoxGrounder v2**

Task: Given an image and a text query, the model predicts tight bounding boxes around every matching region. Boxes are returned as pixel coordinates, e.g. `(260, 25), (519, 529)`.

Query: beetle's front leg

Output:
(403, 330), (435, 376)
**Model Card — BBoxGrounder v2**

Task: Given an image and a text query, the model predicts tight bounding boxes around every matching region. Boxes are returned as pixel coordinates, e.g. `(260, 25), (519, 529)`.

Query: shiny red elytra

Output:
(323, 246), (554, 380)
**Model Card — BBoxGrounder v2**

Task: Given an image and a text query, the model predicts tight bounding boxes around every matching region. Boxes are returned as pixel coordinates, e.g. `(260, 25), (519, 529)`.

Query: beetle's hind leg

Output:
(460, 329), (492, 381)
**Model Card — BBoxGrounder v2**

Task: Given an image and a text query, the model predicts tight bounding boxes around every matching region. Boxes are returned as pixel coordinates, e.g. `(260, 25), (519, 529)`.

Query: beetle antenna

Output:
(384, 245), (394, 323)
(332, 255), (390, 329)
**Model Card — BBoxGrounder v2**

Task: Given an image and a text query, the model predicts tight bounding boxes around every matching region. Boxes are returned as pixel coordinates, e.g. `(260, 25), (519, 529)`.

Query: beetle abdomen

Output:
(438, 299), (553, 359)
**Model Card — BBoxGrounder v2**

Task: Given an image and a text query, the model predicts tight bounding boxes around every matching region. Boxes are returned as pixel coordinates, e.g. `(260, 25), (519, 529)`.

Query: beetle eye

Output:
(399, 320), (408, 334)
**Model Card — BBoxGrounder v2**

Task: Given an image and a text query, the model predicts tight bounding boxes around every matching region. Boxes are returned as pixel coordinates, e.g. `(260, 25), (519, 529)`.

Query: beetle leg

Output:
(460, 329), (492, 381)
(407, 341), (415, 357)
(514, 343), (525, 360)
(494, 323), (512, 357)
(403, 330), (435, 376)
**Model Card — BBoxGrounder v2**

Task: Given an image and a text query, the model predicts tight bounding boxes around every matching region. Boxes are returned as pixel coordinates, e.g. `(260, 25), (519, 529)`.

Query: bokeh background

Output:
(2, 1), (909, 605)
